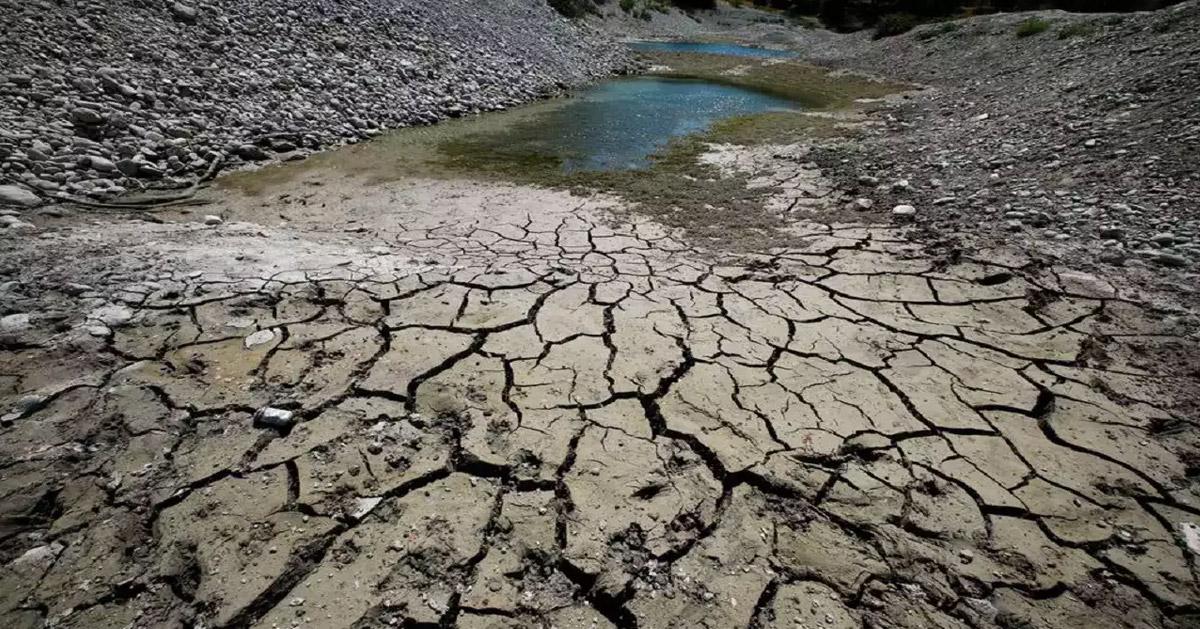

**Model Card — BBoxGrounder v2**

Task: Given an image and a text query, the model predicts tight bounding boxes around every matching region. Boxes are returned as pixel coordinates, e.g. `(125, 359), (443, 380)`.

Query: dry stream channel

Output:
(2, 43), (1199, 629)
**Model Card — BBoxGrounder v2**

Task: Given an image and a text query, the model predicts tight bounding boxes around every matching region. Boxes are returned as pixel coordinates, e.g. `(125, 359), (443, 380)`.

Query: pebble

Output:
(891, 204), (916, 217)
(1152, 252), (1191, 268)
(1151, 232), (1175, 245)
(70, 107), (104, 126)
(171, 2), (199, 23)
(203, 214), (224, 226)
(236, 144), (270, 161)
(847, 198), (873, 211)
(89, 156), (117, 173)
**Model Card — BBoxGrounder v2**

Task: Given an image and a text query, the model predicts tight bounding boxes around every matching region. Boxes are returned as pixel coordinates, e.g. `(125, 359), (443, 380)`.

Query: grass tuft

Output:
(915, 21), (959, 41)
(1016, 17), (1051, 38)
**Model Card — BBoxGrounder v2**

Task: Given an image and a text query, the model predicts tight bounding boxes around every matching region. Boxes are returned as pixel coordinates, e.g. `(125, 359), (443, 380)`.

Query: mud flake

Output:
(628, 485), (774, 629)
(660, 363), (776, 472)
(360, 327), (474, 395)
(156, 474), (339, 625)
(760, 581), (860, 629)
(564, 427), (721, 584)
(254, 473), (497, 628)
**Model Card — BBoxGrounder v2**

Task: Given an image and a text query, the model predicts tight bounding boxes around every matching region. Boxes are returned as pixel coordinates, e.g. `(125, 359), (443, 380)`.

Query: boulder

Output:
(0, 185), (41, 208)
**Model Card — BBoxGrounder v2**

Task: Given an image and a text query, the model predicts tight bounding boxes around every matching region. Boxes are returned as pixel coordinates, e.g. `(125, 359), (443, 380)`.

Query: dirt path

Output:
(2, 135), (1199, 626)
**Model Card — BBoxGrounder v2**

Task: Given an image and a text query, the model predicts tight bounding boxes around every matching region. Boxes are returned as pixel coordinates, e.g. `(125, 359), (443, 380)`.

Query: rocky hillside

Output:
(795, 2), (1200, 275)
(0, 0), (630, 202)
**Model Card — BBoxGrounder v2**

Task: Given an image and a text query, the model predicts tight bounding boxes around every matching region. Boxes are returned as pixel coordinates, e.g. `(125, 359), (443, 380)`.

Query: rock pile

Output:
(799, 2), (1200, 271)
(0, 0), (631, 202)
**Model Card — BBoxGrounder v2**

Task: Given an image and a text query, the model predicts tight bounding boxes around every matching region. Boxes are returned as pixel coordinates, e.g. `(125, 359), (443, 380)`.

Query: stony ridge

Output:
(0, 0), (631, 202)
(790, 2), (1200, 276)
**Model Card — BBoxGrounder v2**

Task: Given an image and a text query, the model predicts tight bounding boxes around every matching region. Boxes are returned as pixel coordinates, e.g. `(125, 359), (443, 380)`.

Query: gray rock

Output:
(89, 156), (117, 172)
(171, 2), (198, 23)
(1151, 232), (1175, 246)
(203, 214), (223, 225)
(0, 313), (31, 332)
(70, 108), (105, 126)
(891, 204), (916, 217)
(235, 144), (270, 161)
(1153, 252), (1191, 268)
(116, 158), (141, 177)
(0, 217), (36, 230)
(0, 185), (41, 208)
(89, 304), (134, 327)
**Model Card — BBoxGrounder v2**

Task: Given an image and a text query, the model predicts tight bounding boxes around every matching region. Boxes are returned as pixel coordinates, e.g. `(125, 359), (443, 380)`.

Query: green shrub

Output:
(1057, 22), (1096, 39)
(1015, 17), (1051, 37)
(548, 0), (594, 18)
(874, 13), (920, 39)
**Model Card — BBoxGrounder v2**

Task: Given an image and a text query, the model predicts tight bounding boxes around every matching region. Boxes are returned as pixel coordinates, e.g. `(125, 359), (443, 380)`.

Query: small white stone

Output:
(254, 407), (296, 429)
(244, 328), (276, 349)
(203, 214), (223, 226)
(1181, 522), (1200, 556)
(891, 204), (916, 217)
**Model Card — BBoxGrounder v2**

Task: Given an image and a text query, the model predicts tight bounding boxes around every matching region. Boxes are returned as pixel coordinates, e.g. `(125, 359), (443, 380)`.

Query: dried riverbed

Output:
(1, 48), (1198, 629)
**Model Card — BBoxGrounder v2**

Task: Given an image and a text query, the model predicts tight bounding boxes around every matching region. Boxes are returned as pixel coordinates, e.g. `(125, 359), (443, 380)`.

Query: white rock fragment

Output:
(88, 304), (134, 327)
(847, 198), (874, 211)
(350, 496), (384, 520)
(243, 328), (277, 349)
(12, 542), (63, 567)
(254, 407), (296, 429)
(891, 204), (916, 217)
(1182, 522), (1200, 556)
(204, 214), (224, 226)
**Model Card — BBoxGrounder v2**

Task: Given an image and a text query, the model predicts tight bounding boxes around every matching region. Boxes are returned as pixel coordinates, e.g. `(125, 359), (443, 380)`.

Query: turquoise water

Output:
(627, 41), (795, 58)
(504, 76), (798, 172)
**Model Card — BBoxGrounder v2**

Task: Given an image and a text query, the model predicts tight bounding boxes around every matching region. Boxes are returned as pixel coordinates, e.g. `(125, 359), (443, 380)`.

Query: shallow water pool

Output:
(460, 76), (799, 172)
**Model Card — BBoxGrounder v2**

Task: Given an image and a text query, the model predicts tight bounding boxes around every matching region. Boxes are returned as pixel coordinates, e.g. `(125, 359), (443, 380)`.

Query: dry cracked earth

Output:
(1, 159), (1199, 629)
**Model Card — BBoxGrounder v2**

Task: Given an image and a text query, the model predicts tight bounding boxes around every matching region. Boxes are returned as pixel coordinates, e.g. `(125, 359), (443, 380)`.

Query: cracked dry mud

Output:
(2, 156), (1199, 629)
